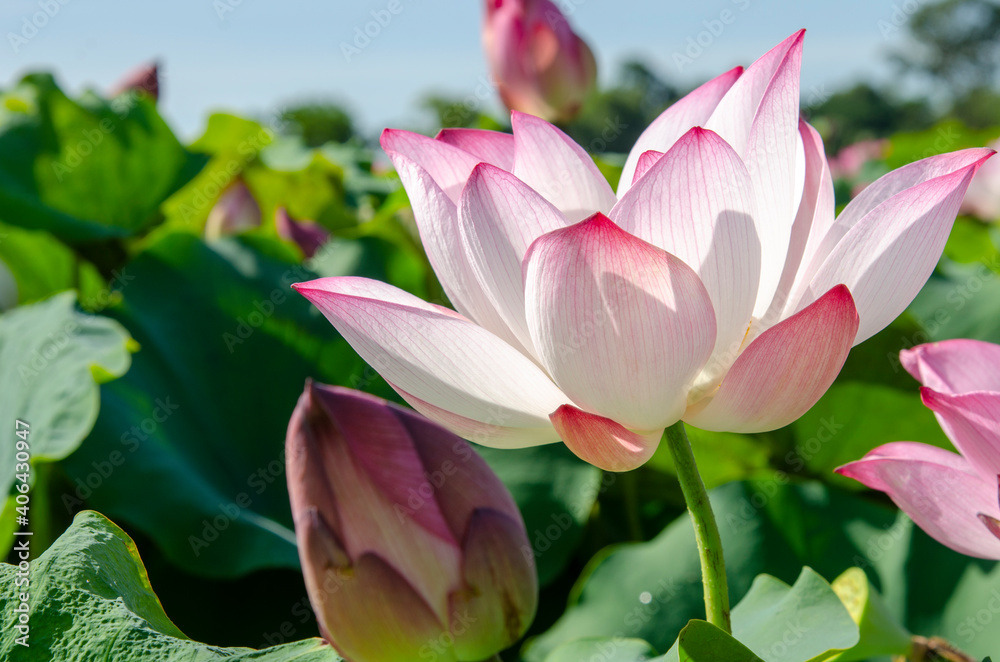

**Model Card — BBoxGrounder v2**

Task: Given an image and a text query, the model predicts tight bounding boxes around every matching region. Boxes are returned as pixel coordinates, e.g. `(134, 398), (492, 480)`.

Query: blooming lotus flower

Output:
(961, 137), (1000, 220)
(293, 31), (993, 471)
(286, 382), (537, 662)
(483, 0), (597, 123)
(837, 340), (1000, 559)
(275, 207), (330, 258)
(204, 180), (261, 240)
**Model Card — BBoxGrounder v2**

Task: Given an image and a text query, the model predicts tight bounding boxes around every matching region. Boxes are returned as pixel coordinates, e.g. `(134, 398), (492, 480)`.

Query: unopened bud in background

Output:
(110, 61), (160, 101)
(204, 180), (261, 240)
(286, 382), (538, 662)
(483, 0), (597, 123)
(275, 207), (330, 258)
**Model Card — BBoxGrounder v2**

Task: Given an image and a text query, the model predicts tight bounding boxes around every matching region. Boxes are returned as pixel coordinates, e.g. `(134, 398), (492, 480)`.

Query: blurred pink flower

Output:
(961, 137), (1000, 220)
(827, 139), (888, 181)
(483, 0), (597, 123)
(294, 32), (992, 472)
(838, 340), (1000, 559)
(204, 180), (261, 239)
(110, 61), (159, 101)
(286, 382), (537, 662)
(275, 207), (329, 258)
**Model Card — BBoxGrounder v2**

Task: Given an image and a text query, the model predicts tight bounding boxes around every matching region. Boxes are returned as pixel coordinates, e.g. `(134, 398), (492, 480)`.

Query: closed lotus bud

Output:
(483, 0), (597, 123)
(204, 180), (261, 240)
(110, 61), (159, 101)
(275, 207), (330, 258)
(286, 382), (538, 662)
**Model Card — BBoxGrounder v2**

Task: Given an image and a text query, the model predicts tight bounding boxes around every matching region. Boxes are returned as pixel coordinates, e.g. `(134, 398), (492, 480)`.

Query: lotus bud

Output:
(483, 0), (597, 123)
(204, 180), (261, 240)
(275, 207), (330, 258)
(110, 61), (160, 101)
(286, 381), (537, 662)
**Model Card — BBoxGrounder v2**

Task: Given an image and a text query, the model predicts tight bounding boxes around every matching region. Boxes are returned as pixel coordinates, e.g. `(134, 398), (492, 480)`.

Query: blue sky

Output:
(1, 0), (916, 140)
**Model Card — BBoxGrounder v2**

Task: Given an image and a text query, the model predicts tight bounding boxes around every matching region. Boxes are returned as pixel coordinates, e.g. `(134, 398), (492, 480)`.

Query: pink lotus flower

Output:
(275, 207), (330, 258)
(483, 0), (597, 123)
(204, 180), (261, 240)
(961, 137), (1000, 220)
(837, 340), (1000, 559)
(286, 382), (537, 661)
(293, 32), (993, 472)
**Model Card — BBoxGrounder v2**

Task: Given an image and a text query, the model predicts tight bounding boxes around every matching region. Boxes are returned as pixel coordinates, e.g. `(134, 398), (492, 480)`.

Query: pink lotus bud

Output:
(483, 0), (597, 123)
(286, 382), (537, 662)
(204, 181), (261, 240)
(110, 61), (159, 101)
(275, 207), (330, 258)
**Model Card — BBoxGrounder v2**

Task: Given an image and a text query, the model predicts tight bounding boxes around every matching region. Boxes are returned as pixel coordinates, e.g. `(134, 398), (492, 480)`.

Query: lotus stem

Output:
(663, 421), (731, 633)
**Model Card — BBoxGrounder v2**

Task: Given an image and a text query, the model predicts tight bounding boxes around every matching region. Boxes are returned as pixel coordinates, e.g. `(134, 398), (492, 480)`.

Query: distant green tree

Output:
(419, 95), (506, 131)
(804, 83), (934, 153)
(892, 0), (1000, 97)
(278, 102), (356, 147)
(948, 85), (1000, 128)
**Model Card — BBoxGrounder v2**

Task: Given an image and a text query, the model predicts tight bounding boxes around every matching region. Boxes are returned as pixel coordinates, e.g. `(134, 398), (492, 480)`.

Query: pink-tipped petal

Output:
(450, 508), (538, 660)
(550, 404), (662, 472)
(618, 66), (743, 195)
(631, 150), (664, 185)
(706, 31), (805, 317)
(435, 128), (516, 171)
(293, 277), (568, 441)
(900, 339), (1000, 395)
(763, 120), (835, 323)
(793, 148), (996, 304)
(459, 164), (570, 355)
(921, 388), (1000, 479)
(389, 383), (561, 449)
(796, 152), (992, 344)
(836, 442), (1000, 559)
(378, 143), (525, 348)
(382, 129), (482, 203)
(612, 128), (760, 383)
(705, 30), (804, 157)
(684, 284), (859, 432)
(524, 214), (716, 430)
(511, 111), (617, 221)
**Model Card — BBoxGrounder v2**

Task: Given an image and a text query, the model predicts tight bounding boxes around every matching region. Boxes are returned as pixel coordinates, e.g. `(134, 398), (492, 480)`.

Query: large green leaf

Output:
(908, 257), (1000, 345)
(543, 638), (658, 661)
(0, 292), (133, 516)
(658, 569), (858, 662)
(476, 444), (602, 586)
(0, 510), (340, 660)
(673, 621), (764, 662)
(0, 74), (203, 243)
(0, 222), (105, 307)
(60, 233), (401, 577)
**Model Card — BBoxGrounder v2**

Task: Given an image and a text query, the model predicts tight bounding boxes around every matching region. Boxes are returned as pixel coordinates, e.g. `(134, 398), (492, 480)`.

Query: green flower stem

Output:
(663, 421), (731, 633)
